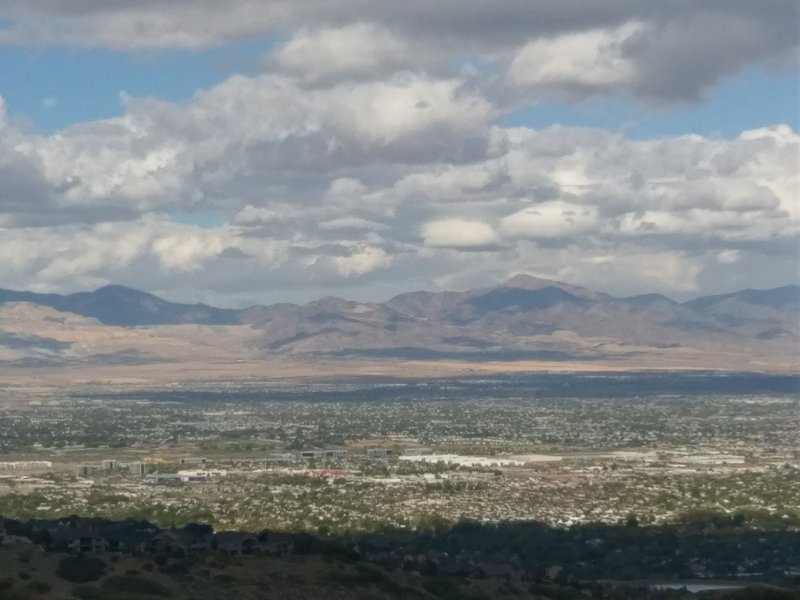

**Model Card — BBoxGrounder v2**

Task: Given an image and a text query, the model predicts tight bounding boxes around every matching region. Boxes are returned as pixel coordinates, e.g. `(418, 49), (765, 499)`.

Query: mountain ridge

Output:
(0, 284), (240, 326)
(0, 277), (797, 370)
(2, 276), (796, 325)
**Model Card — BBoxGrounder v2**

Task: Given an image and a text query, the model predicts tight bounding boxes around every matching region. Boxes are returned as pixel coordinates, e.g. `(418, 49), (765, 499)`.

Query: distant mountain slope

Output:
(0, 285), (240, 326)
(684, 285), (800, 312)
(683, 285), (799, 338)
(0, 278), (796, 368)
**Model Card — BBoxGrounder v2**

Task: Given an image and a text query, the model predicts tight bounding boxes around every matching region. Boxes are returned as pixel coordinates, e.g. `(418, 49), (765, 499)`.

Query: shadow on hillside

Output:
(2, 512), (800, 599)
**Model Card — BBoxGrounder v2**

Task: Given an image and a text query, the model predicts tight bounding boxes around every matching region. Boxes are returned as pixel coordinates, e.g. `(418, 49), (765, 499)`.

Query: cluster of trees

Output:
(334, 516), (800, 586)
(2, 511), (799, 598)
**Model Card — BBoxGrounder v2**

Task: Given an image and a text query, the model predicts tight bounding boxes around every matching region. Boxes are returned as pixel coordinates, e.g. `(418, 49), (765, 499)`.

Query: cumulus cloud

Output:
(0, 217), (291, 295)
(716, 249), (742, 264)
(270, 23), (417, 85)
(151, 229), (231, 272)
(333, 245), (391, 277)
(395, 163), (511, 201)
(319, 217), (388, 232)
(501, 201), (598, 239)
(0, 0), (798, 307)
(0, 73), (797, 302)
(321, 75), (494, 148)
(0, 70), (494, 224)
(421, 218), (498, 249)
(0, 1), (795, 107)
(508, 23), (642, 92)
(327, 178), (369, 198)
(177, 72), (493, 163)
(0, 219), (168, 291)
(558, 250), (705, 294)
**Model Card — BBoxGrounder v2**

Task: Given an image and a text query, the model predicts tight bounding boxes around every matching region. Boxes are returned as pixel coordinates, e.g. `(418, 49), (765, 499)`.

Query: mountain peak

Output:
(503, 274), (559, 288)
(92, 284), (154, 297)
(308, 296), (354, 311)
(500, 274), (606, 303)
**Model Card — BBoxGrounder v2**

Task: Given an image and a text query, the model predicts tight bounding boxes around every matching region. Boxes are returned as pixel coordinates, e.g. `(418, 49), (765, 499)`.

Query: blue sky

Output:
(4, 42), (797, 138)
(2, 39), (278, 132)
(0, 2), (797, 304)
(502, 67), (800, 139)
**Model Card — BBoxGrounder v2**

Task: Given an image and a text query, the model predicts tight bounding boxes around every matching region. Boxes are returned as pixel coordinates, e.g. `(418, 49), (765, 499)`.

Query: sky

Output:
(0, 1), (798, 307)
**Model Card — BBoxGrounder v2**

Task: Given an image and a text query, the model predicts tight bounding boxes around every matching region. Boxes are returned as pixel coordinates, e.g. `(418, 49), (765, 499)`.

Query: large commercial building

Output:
(366, 448), (395, 460)
(264, 453), (295, 466)
(300, 449), (347, 461)
(128, 462), (150, 476)
(0, 461), (53, 472)
(75, 465), (97, 477)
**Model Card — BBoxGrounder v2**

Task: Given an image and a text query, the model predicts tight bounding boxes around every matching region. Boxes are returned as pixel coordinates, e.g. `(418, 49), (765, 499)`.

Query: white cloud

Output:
(319, 217), (387, 232)
(27, 119), (191, 212)
(421, 218), (498, 249)
(617, 207), (794, 241)
(509, 23), (642, 91)
(333, 245), (391, 277)
(558, 250), (704, 294)
(0, 1), (795, 106)
(0, 68), (797, 302)
(716, 249), (741, 264)
(736, 125), (800, 220)
(501, 201), (598, 239)
(395, 163), (509, 201)
(232, 205), (283, 226)
(151, 229), (231, 272)
(271, 23), (414, 85)
(0, 219), (156, 291)
(327, 177), (369, 197)
(320, 74), (494, 147)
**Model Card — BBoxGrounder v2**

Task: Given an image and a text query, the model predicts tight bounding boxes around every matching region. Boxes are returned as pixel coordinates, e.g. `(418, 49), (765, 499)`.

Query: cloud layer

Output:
(0, 2), (797, 304)
(2, 1), (797, 102)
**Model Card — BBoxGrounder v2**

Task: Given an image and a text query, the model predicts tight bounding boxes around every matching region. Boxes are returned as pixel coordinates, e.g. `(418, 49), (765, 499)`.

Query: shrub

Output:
(212, 574), (236, 586)
(72, 585), (106, 600)
(101, 575), (173, 597)
(55, 555), (107, 583)
(423, 578), (490, 600)
(23, 581), (50, 594)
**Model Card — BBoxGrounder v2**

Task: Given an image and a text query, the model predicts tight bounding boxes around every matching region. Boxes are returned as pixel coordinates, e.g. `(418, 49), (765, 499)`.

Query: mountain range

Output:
(0, 276), (797, 373)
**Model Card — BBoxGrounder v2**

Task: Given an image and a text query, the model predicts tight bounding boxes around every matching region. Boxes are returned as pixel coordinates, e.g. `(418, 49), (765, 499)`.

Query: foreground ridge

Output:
(1, 514), (798, 599)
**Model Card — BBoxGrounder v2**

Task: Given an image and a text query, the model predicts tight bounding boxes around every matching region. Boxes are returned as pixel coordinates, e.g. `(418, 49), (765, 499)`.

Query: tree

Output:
(55, 556), (107, 583)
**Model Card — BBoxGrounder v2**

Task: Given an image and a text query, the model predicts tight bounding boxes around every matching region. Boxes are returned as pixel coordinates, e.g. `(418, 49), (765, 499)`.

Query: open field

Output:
(2, 352), (797, 390)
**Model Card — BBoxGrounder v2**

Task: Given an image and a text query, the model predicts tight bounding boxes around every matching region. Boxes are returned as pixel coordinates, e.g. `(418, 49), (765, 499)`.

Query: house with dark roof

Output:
(215, 532), (261, 556)
(50, 529), (108, 555)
